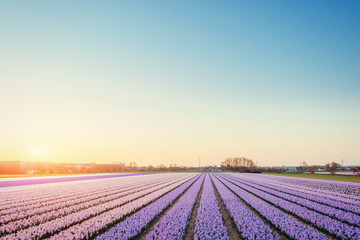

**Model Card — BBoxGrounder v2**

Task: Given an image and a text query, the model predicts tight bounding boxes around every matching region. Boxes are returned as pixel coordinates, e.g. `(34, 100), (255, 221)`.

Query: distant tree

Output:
(308, 165), (322, 174)
(34, 162), (46, 174)
(269, 166), (277, 172)
(146, 165), (154, 172)
(297, 161), (308, 174)
(325, 161), (341, 175)
(309, 165), (316, 174)
(129, 162), (137, 172)
(114, 163), (125, 172)
(353, 168), (359, 177)
(157, 164), (166, 172)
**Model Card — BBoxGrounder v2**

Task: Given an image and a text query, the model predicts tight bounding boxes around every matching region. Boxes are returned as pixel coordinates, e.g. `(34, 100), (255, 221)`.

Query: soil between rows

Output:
(137, 173), (204, 240)
(48, 175), (195, 240)
(218, 174), (336, 240)
(183, 173), (205, 240)
(210, 174), (243, 240)
(89, 174), (199, 240)
(213, 174), (288, 240)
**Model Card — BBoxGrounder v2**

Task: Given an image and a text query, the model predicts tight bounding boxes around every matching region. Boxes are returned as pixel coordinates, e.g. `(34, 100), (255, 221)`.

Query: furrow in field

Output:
(122, 174), (204, 240)
(211, 174), (281, 240)
(193, 174), (229, 240)
(209, 174), (244, 240)
(183, 174), (205, 240)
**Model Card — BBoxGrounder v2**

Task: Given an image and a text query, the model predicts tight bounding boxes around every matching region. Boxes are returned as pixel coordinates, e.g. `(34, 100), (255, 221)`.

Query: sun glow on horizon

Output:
(30, 147), (47, 157)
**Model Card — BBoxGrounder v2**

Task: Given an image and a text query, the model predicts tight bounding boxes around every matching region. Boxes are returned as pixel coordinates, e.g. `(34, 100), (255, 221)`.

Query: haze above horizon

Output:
(1, 1), (359, 167)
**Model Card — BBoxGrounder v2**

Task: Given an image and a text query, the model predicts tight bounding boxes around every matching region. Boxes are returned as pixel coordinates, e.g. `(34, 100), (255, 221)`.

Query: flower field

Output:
(0, 173), (359, 240)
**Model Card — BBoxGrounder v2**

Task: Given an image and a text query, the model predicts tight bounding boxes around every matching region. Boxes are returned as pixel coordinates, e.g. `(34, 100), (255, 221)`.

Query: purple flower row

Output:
(232, 173), (360, 214)
(0, 177), (127, 208)
(231, 173), (360, 206)
(0, 174), (165, 212)
(0, 179), (149, 216)
(0, 182), (100, 210)
(90, 174), (200, 240)
(244, 173), (360, 201)
(215, 174), (327, 240)
(211, 175), (279, 240)
(0, 173), (155, 188)
(0, 177), (175, 235)
(0, 176), (173, 225)
(146, 174), (204, 240)
(194, 174), (229, 240)
(225, 174), (360, 226)
(2, 174), (196, 240)
(220, 175), (360, 239)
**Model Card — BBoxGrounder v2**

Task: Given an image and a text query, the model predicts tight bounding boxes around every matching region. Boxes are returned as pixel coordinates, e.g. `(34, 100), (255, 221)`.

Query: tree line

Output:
(1, 159), (357, 175)
(0, 161), (189, 174)
(220, 157), (259, 173)
(261, 161), (359, 175)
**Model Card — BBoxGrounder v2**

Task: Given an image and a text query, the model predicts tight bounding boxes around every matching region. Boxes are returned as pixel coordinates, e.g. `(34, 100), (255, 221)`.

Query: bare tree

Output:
(157, 164), (166, 172)
(297, 161), (308, 174)
(353, 168), (359, 177)
(325, 161), (341, 175)
(309, 165), (316, 174)
(129, 161), (137, 172)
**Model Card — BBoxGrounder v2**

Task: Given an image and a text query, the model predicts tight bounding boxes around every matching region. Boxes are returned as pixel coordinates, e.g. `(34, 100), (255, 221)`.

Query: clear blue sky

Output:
(1, 1), (359, 166)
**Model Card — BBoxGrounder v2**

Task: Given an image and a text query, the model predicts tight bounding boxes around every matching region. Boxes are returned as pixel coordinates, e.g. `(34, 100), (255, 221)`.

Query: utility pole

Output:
(198, 158), (200, 168)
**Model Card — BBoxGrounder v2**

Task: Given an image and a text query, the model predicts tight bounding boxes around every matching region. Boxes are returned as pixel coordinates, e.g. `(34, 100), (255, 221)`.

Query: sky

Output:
(0, 1), (359, 167)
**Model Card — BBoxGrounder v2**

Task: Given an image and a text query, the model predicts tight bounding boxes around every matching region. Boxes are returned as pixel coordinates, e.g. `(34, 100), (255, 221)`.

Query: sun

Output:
(32, 147), (46, 156)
